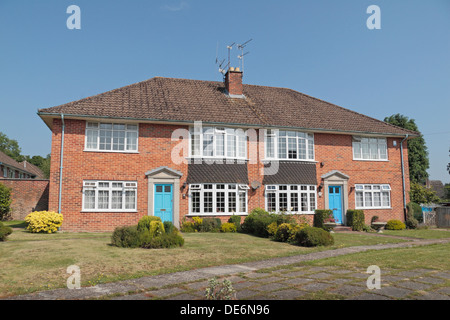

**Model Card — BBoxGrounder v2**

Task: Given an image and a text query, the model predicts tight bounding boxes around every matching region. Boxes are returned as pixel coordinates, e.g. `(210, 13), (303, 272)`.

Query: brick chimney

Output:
(225, 67), (243, 96)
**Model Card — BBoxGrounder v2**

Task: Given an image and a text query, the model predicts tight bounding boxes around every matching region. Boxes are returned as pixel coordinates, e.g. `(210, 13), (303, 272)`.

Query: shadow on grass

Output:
(2, 220), (27, 229)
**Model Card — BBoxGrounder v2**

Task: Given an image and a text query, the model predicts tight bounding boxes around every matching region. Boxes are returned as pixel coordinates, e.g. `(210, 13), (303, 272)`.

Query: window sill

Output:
(186, 213), (248, 216)
(81, 210), (138, 213)
(353, 158), (389, 162)
(262, 159), (317, 163)
(84, 149), (139, 154)
(355, 207), (392, 210)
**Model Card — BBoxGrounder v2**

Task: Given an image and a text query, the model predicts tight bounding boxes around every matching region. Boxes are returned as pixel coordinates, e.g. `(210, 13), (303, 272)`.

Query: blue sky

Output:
(0, 0), (449, 182)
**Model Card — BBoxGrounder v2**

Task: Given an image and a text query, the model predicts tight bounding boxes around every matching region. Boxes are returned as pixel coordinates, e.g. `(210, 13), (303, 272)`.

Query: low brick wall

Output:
(0, 179), (49, 220)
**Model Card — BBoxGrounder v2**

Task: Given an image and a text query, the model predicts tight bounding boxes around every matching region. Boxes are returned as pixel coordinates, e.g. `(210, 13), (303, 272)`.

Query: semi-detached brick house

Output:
(38, 68), (418, 232)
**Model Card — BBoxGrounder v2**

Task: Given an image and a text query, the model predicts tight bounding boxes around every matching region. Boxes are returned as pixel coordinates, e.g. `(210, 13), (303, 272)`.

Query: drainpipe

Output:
(58, 114), (65, 215)
(400, 134), (409, 221)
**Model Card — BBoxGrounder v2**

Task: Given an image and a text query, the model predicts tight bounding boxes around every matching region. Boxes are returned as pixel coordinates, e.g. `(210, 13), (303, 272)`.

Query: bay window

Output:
(265, 129), (314, 161)
(190, 126), (246, 159)
(265, 184), (316, 214)
(189, 183), (248, 215)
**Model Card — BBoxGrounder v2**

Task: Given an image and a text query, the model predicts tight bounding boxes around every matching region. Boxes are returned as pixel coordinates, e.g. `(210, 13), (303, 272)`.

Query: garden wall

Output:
(0, 179), (49, 220)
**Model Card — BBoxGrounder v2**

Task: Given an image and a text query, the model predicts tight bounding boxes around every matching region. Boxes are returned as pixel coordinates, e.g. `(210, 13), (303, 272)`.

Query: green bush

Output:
(0, 183), (12, 220)
(346, 210), (365, 231)
(228, 215), (241, 230)
(313, 209), (333, 230)
(137, 216), (162, 232)
(0, 222), (13, 241)
(200, 218), (222, 232)
(180, 220), (196, 233)
(163, 221), (175, 234)
(140, 229), (184, 249)
(111, 225), (142, 248)
(241, 208), (293, 238)
(149, 221), (165, 237)
(273, 223), (296, 242)
(221, 222), (237, 233)
(407, 202), (422, 224)
(291, 226), (335, 247)
(385, 219), (406, 230)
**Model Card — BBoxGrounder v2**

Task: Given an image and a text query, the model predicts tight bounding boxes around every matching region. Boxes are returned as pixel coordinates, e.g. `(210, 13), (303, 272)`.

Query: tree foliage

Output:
(409, 182), (441, 204)
(384, 114), (429, 184)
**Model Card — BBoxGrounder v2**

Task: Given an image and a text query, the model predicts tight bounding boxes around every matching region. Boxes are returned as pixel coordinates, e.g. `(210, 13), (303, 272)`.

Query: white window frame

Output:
(352, 136), (388, 161)
(189, 126), (247, 160)
(82, 180), (138, 212)
(188, 183), (248, 215)
(355, 184), (391, 209)
(84, 122), (139, 153)
(264, 129), (315, 161)
(265, 184), (317, 214)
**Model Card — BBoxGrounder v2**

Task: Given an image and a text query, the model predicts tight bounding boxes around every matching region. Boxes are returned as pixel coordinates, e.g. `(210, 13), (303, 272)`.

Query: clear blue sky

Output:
(0, 0), (449, 182)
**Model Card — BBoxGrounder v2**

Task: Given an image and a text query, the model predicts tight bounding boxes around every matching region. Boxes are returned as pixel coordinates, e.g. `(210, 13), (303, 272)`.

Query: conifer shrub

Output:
(291, 226), (334, 247)
(346, 210), (365, 231)
(0, 222), (12, 241)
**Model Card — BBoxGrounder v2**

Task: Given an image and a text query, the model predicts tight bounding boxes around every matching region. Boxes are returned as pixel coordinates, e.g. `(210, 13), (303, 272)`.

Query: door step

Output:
(333, 226), (352, 232)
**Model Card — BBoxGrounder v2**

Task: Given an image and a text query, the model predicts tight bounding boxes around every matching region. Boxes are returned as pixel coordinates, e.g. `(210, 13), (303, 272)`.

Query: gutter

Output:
(400, 134), (409, 221)
(58, 114), (65, 214)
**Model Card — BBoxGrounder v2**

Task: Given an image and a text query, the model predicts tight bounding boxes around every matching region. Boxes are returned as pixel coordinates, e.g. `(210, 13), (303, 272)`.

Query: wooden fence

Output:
(436, 207), (450, 228)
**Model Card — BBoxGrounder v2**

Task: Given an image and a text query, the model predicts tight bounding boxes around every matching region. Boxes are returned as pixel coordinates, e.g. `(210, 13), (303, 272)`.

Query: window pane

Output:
(266, 135), (274, 158)
(288, 137), (297, 159)
(84, 190), (95, 209)
(356, 192), (364, 207)
(382, 191), (390, 207)
(290, 193), (298, 211)
(112, 190), (123, 209)
(373, 192), (381, 207)
(364, 192), (373, 207)
(239, 192), (246, 213)
(228, 192), (236, 213)
(216, 133), (224, 157)
(278, 136), (287, 159)
(216, 192), (225, 213)
(203, 128), (214, 157)
(126, 131), (137, 151)
(99, 129), (112, 150)
(279, 192), (288, 211)
(98, 190), (109, 209)
(301, 193), (308, 212)
(298, 138), (306, 159)
(362, 141), (370, 159)
(238, 132), (246, 158)
(310, 192), (316, 211)
(308, 139), (314, 160)
(267, 193), (276, 212)
(204, 192), (213, 213)
(125, 190), (136, 209)
(191, 192), (200, 213)
(353, 141), (362, 159)
(227, 134), (236, 157)
(86, 129), (98, 149)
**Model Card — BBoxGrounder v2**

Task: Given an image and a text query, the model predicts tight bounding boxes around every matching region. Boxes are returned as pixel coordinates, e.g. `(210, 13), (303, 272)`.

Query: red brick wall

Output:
(49, 119), (410, 232)
(0, 179), (49, 220)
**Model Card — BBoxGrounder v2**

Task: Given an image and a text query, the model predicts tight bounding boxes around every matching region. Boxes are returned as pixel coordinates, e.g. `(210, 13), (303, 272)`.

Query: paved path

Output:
(5, 237), (450, 300)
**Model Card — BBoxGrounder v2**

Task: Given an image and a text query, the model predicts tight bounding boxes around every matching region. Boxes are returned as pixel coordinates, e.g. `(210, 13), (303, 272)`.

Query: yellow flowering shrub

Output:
(25, 211), (64, 233)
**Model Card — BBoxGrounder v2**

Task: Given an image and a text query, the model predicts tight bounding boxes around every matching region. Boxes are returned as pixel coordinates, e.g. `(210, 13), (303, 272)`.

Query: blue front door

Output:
(328, 186), (343, 224)
(154, 184), (173, 223)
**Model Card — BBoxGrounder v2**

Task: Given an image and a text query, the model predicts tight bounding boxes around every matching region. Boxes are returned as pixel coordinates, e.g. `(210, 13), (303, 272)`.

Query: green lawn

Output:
(0, 222), (409, 297)
(381, 228), (450, 239)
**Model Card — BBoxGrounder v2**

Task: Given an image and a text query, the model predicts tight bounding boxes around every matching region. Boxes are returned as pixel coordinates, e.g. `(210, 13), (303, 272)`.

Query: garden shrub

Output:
(24, 211), (63, 233)
(111, 225), (142, 248)
(192, 216), (203, 230)
(180, 220), (196, 233)
(385, 219), (406, 230)
(346, 210), (365, 231)
(228, 215), (241, 230)
(200, 218), (222, 232)
(242, 208), (293, 238)
(0, 222), (13, 241)
(137, 216), (162, 232)
(273, 223), (295, 242)
(220, 222), (237, 233)
(140, 229), (184, 249)
(163, 221), (175, 234)
(313, 209), (333, 230)
(291, 226), (334, 247)
(149, 221), (165, 237)
(0, 183), (12, 220)
(406, 202), (421, 227)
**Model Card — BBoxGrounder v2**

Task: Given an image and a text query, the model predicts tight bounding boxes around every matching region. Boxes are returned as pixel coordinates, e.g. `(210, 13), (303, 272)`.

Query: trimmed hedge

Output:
(313, 209), (333, 230)
(0, 222), (12, 241)
(111, 225), (142, 248)
(291, 226), (334, 247)
(346, 210), (365, 231)
(385, 219), (406, 230)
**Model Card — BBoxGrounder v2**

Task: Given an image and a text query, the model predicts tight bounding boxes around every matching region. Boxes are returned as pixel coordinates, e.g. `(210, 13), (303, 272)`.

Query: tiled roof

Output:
(186, 160), (249, 184)
(262, 161), (317, 185)
(0, 151), (37, 177)
(38, 77), (418, 136)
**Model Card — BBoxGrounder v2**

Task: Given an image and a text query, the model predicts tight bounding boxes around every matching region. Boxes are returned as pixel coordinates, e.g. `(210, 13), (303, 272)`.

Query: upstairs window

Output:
(265, 130), (314, 161)
(353, 137), (387, 160)
(190, 126), (246, 159)
(85, 122), (138, 152)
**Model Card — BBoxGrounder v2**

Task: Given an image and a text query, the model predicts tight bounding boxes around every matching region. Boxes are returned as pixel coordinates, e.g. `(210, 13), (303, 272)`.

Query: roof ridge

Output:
(284, 88), (419, 136)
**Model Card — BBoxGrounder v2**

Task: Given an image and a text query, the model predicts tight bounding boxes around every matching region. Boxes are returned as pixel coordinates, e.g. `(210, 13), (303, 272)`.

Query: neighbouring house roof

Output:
(21, 161), (46, 179)
(37, 77), (419, 137)
(0, 151), (39, 178)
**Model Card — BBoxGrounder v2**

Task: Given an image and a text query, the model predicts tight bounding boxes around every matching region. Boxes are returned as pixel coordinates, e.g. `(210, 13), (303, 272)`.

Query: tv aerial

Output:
(216, 39), (253, 76)
(237, 38), (252, 72)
